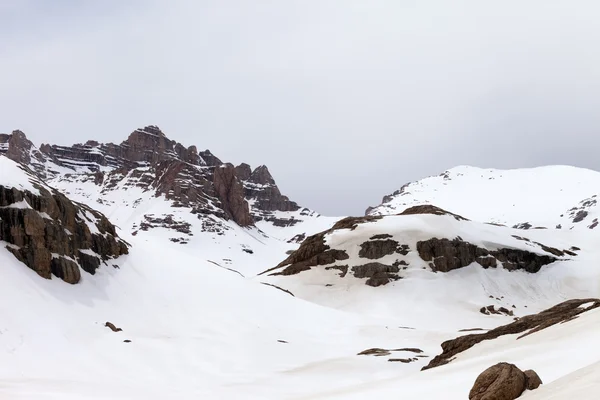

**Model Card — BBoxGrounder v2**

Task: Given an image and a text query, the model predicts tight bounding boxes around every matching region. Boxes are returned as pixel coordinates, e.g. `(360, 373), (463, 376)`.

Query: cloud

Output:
(2, 0), (600, 215)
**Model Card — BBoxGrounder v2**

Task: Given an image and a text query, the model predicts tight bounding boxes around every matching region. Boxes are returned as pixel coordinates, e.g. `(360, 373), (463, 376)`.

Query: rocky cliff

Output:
(0, 158), (129, 284)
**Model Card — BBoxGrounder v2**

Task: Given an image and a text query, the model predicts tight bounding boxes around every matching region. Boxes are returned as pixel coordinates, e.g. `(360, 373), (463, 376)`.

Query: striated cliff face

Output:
(0, 158), (129, 284)
(1, 126), (309, 231)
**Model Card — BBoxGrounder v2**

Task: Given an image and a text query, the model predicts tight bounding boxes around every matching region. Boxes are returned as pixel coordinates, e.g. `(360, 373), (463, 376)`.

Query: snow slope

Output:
(368, 165), (600, 230)
(263, 212), (599, 330)
(304, 306), (600, 399)
(0, 156), (47, 195)
(2, 156), (600, 398)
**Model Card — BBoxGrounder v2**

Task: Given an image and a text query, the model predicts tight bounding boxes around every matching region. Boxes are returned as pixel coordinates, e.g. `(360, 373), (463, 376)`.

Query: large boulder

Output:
(469, 362), (527, 400)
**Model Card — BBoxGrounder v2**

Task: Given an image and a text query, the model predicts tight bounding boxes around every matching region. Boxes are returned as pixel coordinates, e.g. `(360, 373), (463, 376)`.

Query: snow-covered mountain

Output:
(1, 127), (339, 276)
(1, 129), (600, 399)
(367, 165), (600, 231)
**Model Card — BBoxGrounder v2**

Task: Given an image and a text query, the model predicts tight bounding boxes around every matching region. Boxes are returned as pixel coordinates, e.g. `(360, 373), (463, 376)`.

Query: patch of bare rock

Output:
(398, 204), (468, 221)
(469, 362), (542, 400)
(423, 298), (600, 371)
(480, 305), (514, 316)
(417, 237), (562, 273)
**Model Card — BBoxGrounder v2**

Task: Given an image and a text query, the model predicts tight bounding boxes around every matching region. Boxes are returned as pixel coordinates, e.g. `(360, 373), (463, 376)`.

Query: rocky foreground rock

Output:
(469, 362), (542, 400)
(0, 160), (129, 284)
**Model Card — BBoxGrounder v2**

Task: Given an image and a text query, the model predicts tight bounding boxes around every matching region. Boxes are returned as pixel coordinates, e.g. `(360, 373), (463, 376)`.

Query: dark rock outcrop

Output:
(416, 237), (560, 273)
(351, 262), (400, 287)
(423, 298), (600, 370)
(480, 305), (514, 316)
(399, 204), (468, 221)
(358, 238), (406, 259)
(0, 163), (129, 284)
(265, 232), (349, 277)
(213, 164), (253, 227)
(468, 362), (527, 400)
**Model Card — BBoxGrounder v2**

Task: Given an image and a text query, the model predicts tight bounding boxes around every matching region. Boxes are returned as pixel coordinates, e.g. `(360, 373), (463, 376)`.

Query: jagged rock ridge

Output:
(1, 126), (311, 233)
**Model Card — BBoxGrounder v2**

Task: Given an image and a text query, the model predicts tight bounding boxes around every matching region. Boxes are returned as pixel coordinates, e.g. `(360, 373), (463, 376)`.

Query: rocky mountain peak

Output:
(249, 165), (276, 186)
(235, 163), (252, 181)
(121, 126), (195, 165)
(2, 126), (313, 235)
(0, 130), (33, 164)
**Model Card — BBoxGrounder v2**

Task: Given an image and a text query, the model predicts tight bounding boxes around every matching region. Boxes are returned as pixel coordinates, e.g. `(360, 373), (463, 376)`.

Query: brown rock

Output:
(399, 204), (468, 221)
(358, 239), (401, 259)
(235, 163), (252, 181)
(424, 298), (600, 370)
(417, 237), (557, 273)
(51, 257), (81, 284)
(105, 322), (122, 332)
(469, 362), (526, 400)
(213, 164), (254, 227)
(351, 262), (400, 287)
(524, 369), (542, 390)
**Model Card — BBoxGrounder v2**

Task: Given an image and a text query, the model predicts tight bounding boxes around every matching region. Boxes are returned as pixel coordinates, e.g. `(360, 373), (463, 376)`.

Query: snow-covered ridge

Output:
(367, 165), (600, 230)
(0, 155), (49, 195)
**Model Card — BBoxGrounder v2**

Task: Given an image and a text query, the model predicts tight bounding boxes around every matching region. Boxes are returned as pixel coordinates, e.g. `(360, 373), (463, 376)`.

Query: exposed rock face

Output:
(264, 231), (350, 277)
(0, 130), (49, 176)
(417, 237), (560, 273)
(235, 163), (252, 181)
(0, 163), (129, 284)
(423, 298), (600, 370)
(213, 164), (253, 227)
(469, 363), (527, 400)
(359, 239), (402, 259)
(351, 262), (400, 286)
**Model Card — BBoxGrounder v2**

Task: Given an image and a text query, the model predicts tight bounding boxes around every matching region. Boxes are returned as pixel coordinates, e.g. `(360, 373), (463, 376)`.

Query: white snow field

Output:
(368, 165), (600, 230)
(2, 157), (600, 399)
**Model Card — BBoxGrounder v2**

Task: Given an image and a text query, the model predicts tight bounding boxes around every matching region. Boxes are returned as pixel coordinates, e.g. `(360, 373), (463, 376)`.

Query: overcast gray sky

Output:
(2, 1), (600, 215)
